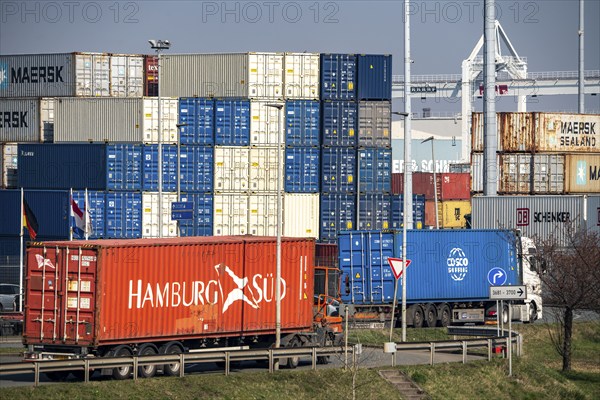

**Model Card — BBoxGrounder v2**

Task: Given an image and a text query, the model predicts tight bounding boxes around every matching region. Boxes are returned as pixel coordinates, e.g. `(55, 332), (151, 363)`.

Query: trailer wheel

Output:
(410, 305), (424, 328)
(501, 305), (509, 325)
(525, 302), (537, 324)
(111, 345), (133, 380)
(160, 342), (184, 376)
(424, 304), (437, 327)
(438, 304), (451, 327)
(286, 339), (300, 369)
(45, 371), (70, 381)
(137, 344), (158, 378)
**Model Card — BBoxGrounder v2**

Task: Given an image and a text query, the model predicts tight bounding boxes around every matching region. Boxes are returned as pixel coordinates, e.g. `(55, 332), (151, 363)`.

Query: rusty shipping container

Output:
(499, 153), (565, 194)
(564, 154), (600, 193)
(24, 236), (315, 348)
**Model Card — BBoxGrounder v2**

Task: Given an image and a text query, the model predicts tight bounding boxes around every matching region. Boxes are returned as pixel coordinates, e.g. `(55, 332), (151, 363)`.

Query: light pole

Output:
(265, 103), (283, 368)
(421, 136), (439, 229)
(391, 111), (409, 343)
(176, 123), (188, 237)
(149, 39), (170, 238)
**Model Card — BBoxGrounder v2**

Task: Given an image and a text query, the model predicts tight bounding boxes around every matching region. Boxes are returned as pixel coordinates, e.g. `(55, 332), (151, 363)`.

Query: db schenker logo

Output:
(447, 247), (468, 281)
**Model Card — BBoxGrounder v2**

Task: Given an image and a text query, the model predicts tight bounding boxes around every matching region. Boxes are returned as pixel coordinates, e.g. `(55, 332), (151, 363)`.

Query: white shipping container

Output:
(213, 193), (249, 236)
(141, 98), (178, 143)
(110, 55), (144, 97)
(248, 194), (277, 236)
(284, 53), (320, 100)
(214, 147), (250, 192)
(142, 192), (178, 238)
(2, 143), (18, 188)
(249, 147), (283, 192)
(40, 98), (55, 142)
(283, 193), (319, 239)
(471, 152), (499, 193)
(161, 53), (283, 99)
(250, 101), (285, 146)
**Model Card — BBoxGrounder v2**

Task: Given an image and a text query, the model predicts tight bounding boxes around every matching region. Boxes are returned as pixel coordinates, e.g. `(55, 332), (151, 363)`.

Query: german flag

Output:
(23, 198), (39, 240)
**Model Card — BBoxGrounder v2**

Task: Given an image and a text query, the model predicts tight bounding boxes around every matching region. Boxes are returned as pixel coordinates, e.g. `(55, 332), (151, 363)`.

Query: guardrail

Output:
(0, 346), (353, 386)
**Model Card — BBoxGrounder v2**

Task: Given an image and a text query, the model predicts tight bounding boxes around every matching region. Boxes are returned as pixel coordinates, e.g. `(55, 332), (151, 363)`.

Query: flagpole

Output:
(69, 188), (73, 241)
(19, 188), (24, 313)
(84, 188), (89, 240)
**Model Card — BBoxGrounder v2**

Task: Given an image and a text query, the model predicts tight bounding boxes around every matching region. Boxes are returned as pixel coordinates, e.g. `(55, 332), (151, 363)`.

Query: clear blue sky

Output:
(2, 0), (599, 112)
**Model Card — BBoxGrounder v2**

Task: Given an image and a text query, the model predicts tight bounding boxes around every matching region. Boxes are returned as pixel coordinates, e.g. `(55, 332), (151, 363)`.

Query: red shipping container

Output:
(315, 243), (337, 268)
(413, 172), (470, 201)
(144, 55), (158, 97)
(24, 236), (314, 347)
(391, 173), (404, 195)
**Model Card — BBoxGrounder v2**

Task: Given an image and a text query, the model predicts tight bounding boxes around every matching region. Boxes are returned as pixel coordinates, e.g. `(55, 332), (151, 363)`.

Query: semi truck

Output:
(22, 236), (342, 380)
(338, 229), (542, 328)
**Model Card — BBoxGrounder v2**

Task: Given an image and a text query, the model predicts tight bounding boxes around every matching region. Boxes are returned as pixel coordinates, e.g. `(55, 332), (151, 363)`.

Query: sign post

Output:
(387, 258), (411, 343)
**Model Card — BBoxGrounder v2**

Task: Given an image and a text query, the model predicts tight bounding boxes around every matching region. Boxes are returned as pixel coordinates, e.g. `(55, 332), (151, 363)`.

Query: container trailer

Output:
(23, 236), (342, 379)
(337, 230), (543, 328)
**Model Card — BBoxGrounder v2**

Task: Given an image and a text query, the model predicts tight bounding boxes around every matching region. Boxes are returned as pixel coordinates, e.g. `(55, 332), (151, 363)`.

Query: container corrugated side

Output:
(320, 54), (356, 100)
(471, 195), (586, 246)
(284, 147), (319, 193)
(25, 237), (314, 345)
(0, 98), (41, 142)
(179, 98), (214, 145)
(564, 154), (600, 193)
(285, 100), (320, 146)
(249, 147), (282, 193)
(356, 55), (392, 101)
(214, 99), (250, 146)
(535, 113), (600, 152)
(321, 147), (356, 193)
(0, 53), (75, 97)
(180, 145), (214, 192)
(178, 193), (213, 236)
(142, 145), (178, 191)
(105, 191), (142, 238)
(248, 194), (277, 236)
(587, 196), (600, 234)
(213, 194), (249, 235)
(214, 147), (250, 192)
(284, 53), (320, 100)
(72, 190), (105, 239)
(321, 100), (357, 147)
(357, 193), (391, 230)
(2, 143), (17, 188)
(250, 101), (285, 146)
(357, 148), (392, 193)
(391, 194), (425, 229)
(391, 173), (404, 195)
(320, 193), (355, 242)
(357, 101), (391, 148)
(283, 193), (319, 239)
(142, 192), (178, 238)
(0, 189), (70, 238)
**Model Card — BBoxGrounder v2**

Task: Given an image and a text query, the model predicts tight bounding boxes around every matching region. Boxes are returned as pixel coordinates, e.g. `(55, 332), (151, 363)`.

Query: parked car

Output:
(0, 283), (21, 312)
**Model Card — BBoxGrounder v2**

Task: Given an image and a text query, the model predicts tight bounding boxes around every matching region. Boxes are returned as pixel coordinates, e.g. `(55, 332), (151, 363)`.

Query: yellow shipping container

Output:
(425, 200), (471, 228)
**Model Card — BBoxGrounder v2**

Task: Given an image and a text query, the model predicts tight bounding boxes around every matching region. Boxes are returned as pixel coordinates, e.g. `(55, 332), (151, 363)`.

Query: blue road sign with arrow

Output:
(487, 267), (507, 286)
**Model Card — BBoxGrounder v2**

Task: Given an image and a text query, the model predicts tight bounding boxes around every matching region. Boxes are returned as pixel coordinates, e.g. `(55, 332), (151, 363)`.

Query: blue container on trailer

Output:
(285, 147), (320, 193)
(321, 147), (357, 193)
(285, 100), (320, 146)
(319, 193), (356, 243)
(179, 145), (214, 192)
(0, 189), (70, 238)
(357, 148), (392, 193)
(391, 195), (425, 229)
(178, 193), (214, 237)
(214, 99), (250, 146)
(321, 101), (357, 147)
(72, 190), (106, 239)
(338, 230), (521, 305)
(142, 145), (178, 191)
(357, 193), (392, 230)
(320, 54), (357, 100)
(179, 98), (214, 145)
(357, 55), (392, 101)
(106, 144), (142, 191)
(105, 192), (142, 238)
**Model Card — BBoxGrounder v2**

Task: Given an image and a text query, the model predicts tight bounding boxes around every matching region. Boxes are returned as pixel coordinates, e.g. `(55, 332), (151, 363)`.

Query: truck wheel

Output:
(502, 305), (509, 325)
(160, 342), (183, 376)
(137, 344), (158, 378)
(45, 371), (70, 381)
(286, 339), (300, 369)
(410, 305), (424, 328)
(438, 304), (451, 327)
(525, 303), (537, 324)
(424, 304), (437, 327)
(111, 345), (133, 380)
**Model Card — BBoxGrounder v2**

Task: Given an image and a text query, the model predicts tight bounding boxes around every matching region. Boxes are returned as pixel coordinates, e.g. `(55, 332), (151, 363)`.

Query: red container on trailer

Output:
(144, 55), (158, 97)
(24, 236), (315, 347)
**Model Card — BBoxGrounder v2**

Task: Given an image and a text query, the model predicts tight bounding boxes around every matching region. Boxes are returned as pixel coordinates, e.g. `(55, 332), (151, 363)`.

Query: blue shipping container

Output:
(180, 146), (214, 192)
(357, 193), (392, 230)
(320, 54), (357, 100)
(142, 145), (178, 191)
(0, 236), (21, 285)
(357, 148), (392, 193)
(214, 99), (250, 146)
(178, 193), (214, 237)
(357, 55), (392, 101)
(338, 230), (521, 305)
(391, 195), (426, 229)
(105, 192), (142, 238)
(285, 100), (320, 146)
(321, 101), (357, 147)
(0, 189), (70, 238)
(321, 147), (356, 193)
(285, 147), (320, 193)
(72, 190), (106, 239)
(319, 193), (356, 243)
(179, 98), (214, 145)
(106, 144), (143, 191)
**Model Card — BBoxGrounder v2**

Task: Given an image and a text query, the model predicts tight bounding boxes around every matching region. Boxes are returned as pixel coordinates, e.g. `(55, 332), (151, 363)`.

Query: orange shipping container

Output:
(24, 236), (315, 347)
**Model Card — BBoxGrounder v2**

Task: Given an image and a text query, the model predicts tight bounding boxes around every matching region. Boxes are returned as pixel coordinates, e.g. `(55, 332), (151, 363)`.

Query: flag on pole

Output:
(71, 197), (92, 239)
(23, 198), (39, 240)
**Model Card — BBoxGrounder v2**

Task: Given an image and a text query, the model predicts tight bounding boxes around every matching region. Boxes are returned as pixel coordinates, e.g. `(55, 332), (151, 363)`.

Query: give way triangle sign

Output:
(388, 258), (411, 280)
